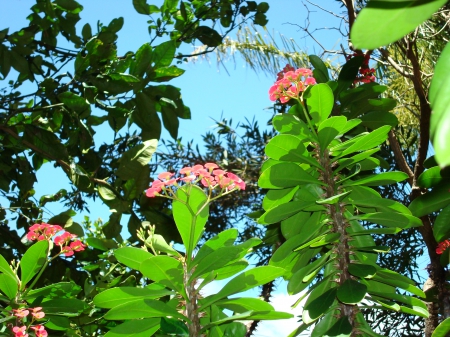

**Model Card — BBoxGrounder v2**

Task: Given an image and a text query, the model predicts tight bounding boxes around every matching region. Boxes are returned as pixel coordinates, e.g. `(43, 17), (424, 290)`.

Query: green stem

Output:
(297, 97), (319, 138)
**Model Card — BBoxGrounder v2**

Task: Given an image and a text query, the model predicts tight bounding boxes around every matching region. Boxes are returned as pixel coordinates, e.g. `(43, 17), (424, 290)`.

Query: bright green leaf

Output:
(105, 318), (160, 337)
(20, 240), (48, 290)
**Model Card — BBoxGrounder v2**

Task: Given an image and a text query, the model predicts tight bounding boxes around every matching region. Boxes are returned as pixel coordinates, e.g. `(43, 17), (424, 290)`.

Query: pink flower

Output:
(13, 308), (29, 318)
(30, 325), (47, 337)
(204, 163), (218, 172)
(180, 175), (196, 182)
(70, 240), (86, 253)
(157, 172), (174, 180)
(54, 232), (76, 246)
(27, 223), (62, 242)
(304, 77), (317, 85)
(269, 65), (316, 103)
(12, 326), (28, 337)
(212, 169), (226, 177)
(146, 188), (159, 197)
(180, 166), (192, 175)
(61, 246), (74, 257)
(227, 172), (246, 190)
(31, 307), (45, 319)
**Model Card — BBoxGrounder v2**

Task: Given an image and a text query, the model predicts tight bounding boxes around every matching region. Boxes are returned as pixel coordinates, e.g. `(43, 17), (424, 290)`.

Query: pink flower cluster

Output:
(27, 223), (86, 257)
(12, 307), (47, 337)
(269, 64), (317, 103)
(436, 239), (450, 254)
(146, 163), (245, 198)
(347, 51), (376, 84)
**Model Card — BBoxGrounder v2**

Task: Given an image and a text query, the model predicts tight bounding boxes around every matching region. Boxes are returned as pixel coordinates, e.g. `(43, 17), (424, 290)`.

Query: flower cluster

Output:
(269, 65), (316, 103)
(27, 223), (85, 257)
(436, 239), (450, 254)
(347, 51), (376, 84)
(12, 307), (47, 337)
(146, 163), (245, 198)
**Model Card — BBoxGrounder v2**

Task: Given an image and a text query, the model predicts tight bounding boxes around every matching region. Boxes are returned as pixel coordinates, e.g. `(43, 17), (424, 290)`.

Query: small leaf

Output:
(337, 279), (367, 305)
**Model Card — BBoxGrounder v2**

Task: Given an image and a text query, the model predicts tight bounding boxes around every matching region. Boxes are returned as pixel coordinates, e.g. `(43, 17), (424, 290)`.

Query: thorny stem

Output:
(184, 261), (201, 337)
(319, 147), (358, 334)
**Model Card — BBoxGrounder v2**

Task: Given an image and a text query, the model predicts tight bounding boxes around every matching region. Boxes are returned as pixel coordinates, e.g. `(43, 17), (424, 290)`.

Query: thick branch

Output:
(387, 130), (414, 185)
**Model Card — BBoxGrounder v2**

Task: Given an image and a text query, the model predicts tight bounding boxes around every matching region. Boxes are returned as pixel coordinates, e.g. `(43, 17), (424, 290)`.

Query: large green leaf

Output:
(200, 266), (285, 308)
(104, 299), (185, 320)
(93, 287), (173, 308)
(172, 184), (209, 257)
(306, 83), (334, 124)
(303, 287), (337, 324)
(351, 0), (447, 49)
(351, 212), (422, 229)
(430, 42), (450, 167)
(343, 171), (408, 187)
(193, 228), (238, 263)
(0, 274), (18, 299)
(318, 116), (347, 152)
(104, 318), (160, 337)
(24, 282), (81, 301)
(24, 125), (69, 161)
(348, 264), (377, 279)
(0, 254), (17, 281)
(337, 279), (367, 305)
(258, 200), (321, 225)
(360, 111), (398, 130)
(140, 256), (184, 296)
(133, 92), (161, 140)
(409, 183), (450, 217)
(272, 114), (317, 141)
(262, 186), (299, 211)
(40, 298), (87, 314)
(417, 166), (447, 188)
(216, 298), (274, 313)
(432, 317), (450, 337)
(265, 134), (320, 168)
(114, 247), (154, 270)
(433, 205), (450, 242)
(152, 40), (176, 67)
(340, 125), (391, 157)
(325, 316), (352, 337)
(368, 291), (428, 318)
(258, 162), (322, 189)
(20, 240), (48, 290)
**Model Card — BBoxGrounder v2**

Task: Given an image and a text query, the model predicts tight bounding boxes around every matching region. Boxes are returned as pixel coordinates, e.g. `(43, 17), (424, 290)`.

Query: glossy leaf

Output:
(430, 42), (450, 167)
(40, 298), (87, 314)
(216, 297), (274, 313)
(309, 55), (329, 83)
(104, 299), (185, 320)
(303, 287), (337, 323)
(0, 254), (17, 281)
(114, 247), (153, 270)
(417, 166), (445, 188)
(351, 0), (447, 49)
(318, 116), (347, 152)
(258, 200), (319, 225)
(432, 317), (450, 337)
(258, 162), (322, 189)
(340, 125), (391, 157)
(344, 171), (408, 187)
(20, 240), (48, 290)
(116, 140), (157, 180)
(173, 184), (209, 257)
(368, 291), (428, 318)
(263, 186), (299, 211)
(337, 279), (367, 304)
(409, 183), (450, 217)
(93, 287), (173, 308)
(433, 205), (450, 242)
(140, 256), (184, 296)
(348, 263), (377, 279)
(352, 212), (422, 229)
(193, 229), (238, 263)
(272, 113), (317, 141)
(24, 282), (81, 301)
(104, 318), (160, 337)
(360, 111), (398, 130)
(325, 316), (352, 337)
(306, 83), (334, 124)
(0, 274), (18, 299)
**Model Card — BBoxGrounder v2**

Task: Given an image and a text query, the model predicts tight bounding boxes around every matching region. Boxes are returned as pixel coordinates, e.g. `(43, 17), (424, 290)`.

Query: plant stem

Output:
(184, 262), (201, 337)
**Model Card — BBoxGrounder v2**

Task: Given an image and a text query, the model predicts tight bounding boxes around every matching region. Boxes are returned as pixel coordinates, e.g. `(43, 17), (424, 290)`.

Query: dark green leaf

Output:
(337, 279), (367, 304)
(409, 182), (450, 217)
(104, 299), (185, 320)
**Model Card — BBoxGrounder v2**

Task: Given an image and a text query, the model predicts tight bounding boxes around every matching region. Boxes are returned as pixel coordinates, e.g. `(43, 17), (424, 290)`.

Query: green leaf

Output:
(409, 183), (450, 217)
(263, 186), (299, 211)
(432, 317), (450, 337)
(336, 56), (364, 95)
(258, 200), (320, 225)
(344, 171), (408, 187)
(216, 298), (274, 313)
(105, 318), (160, 337)
(340, 125), (391, 157)
(372, 273), (425, 298)
(116, 140), (157, 180)
(351, 0), (447, 49)
(20, 240), (48, 290)
(41, 298), (87, 315)
(193, 26), (223, 46)
(309, 55), (329, 83)
(258, 162), (322, 189)
(140, 256), (185, 296)
(85, 238), (118, 251)
(24, 125), (69, 161)
(337, 279), (367, 305)
(200, 266), (285, 308)
(104, 299), (185, 320)
(306, 83), (334, 124)
(114, 247), (154, 270)
(153, 40), (176, 67)
(45, 315), (70, 331)
(160, 317), (188, 336)
(325, 316), (352, 337)
(172, 184), (209, 257)
(417, 166), (446, 188)
(368, 291), (428, 318)
(318, 116), (347, 151)
(93, 287), (174, 308)
(272, 113), (316, 141)
(0, 254), (17, 281)
(24, 282), (81, 301)
(0, 274), (18, 299)
(434, 205), (450, 242)
(265, 134), (320, 168)
(360, 111), (398, 130)
(351, 212), (422, 229)
(193, 228), (238, 263)
(348, 264), (377, 279)
(303, 287), (337, 323)
(430, 42), (450, 167)
(348, 195), (411, 215)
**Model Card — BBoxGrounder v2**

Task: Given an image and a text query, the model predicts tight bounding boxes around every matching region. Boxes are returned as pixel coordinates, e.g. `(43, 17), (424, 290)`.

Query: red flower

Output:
(70, 240), (86, 253)
(12, 326), (28, 337)
(436, 240), (450, 254)
(30, 325), (48, 337)
(269, 65), (316, 103)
